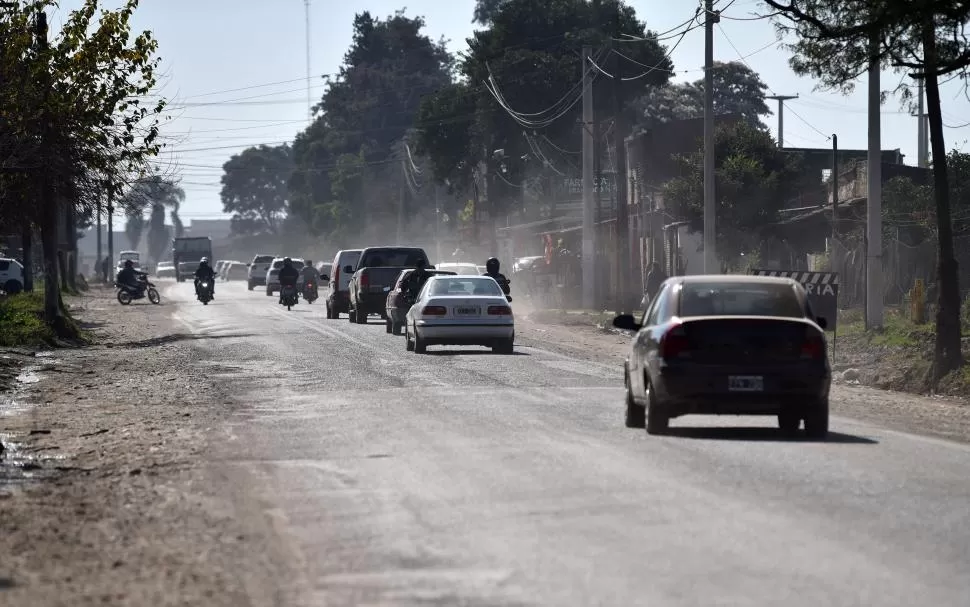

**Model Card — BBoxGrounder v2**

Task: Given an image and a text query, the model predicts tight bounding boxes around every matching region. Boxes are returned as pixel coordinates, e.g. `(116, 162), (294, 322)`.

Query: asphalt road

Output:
(166, 281), (970, 607)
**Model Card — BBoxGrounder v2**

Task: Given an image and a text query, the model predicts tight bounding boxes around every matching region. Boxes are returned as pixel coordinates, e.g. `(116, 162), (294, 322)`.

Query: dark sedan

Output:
(613, 275), (831, 438)
(384, 268), (456, 335)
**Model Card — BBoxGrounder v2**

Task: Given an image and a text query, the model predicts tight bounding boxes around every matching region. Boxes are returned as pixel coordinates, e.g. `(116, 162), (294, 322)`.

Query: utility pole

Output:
(866, 29), (883, 329)
(917, 78), (928, 167)
(581, 45), (595, 310)
(767, 94), (798, 148)
(107, 201), (114, 271)
(612, 13), (631, 312)
(304, 0), (312, 123)
(831, 134), (839, 243)
(96, 203), (102, 276)
(703, 0), (718, 273)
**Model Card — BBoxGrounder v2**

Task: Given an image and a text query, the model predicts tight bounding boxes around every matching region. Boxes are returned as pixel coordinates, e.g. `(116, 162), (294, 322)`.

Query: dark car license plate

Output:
(455, 306), (480, 316)
(728, 375), (764, 392)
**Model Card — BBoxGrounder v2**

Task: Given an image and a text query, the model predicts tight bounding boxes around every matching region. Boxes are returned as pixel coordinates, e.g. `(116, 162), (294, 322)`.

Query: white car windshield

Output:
(679, 282), (804, 318)
(428, 277), (503, 297)
(438, 263), (480, 275)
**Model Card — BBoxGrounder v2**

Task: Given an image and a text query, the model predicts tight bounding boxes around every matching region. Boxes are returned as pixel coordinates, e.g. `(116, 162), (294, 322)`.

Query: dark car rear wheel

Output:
(385, 318), (393, 333)
(644, 379), (669, 435)
(405, 325), (415, 351)
(778, 412), (801, 435)
(624, 369), (645, 429)
(803, 399), (830, 439)
(392, 321), (403, 336)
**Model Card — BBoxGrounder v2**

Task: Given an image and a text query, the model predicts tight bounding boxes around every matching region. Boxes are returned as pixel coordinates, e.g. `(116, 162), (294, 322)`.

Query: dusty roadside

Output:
(516, 312), (970, 444)
(0, 286), (298, 607)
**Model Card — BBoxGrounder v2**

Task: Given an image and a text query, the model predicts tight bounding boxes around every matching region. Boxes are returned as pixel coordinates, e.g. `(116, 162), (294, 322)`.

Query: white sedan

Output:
(405, 275), (514, 354)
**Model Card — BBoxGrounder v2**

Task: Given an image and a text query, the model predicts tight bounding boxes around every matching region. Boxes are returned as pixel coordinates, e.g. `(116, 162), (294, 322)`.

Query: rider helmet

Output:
(200, 257), (209, 266)
(283, 257), (292, 266)
(415, 258), (426, 270)
(124, 259), (134, 268)
(485, 257), (500, 274)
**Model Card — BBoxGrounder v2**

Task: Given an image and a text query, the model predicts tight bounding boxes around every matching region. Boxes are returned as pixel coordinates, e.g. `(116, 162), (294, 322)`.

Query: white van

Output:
(0, 258), (25, 294)
(325, 249), (362, 319)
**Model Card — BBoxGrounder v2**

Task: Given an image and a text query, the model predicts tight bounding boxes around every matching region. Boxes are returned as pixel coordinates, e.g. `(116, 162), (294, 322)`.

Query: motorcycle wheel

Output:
(117, 290), (132, 305)
(148, 288), (161, 304)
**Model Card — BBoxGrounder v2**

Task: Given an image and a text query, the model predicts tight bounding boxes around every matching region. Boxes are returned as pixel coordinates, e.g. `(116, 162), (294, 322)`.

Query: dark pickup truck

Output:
(346, 246), (430, 324)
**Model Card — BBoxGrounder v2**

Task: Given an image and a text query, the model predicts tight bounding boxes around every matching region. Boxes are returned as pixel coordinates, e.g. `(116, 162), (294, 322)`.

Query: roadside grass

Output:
(0, 290), (86, 348)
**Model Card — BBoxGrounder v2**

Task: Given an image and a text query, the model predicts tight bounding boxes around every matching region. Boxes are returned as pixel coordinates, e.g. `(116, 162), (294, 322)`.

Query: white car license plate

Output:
(728, 376), (763, 392)
(455, 306), (480, 316)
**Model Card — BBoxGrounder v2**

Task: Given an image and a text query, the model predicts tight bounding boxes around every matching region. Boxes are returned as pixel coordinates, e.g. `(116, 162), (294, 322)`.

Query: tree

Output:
(632, 61), (771, 132)
(418, 0), (672, 230)
(763, 0), (968, 379)
(221, 144), (293, 236)
(124, 213), (144, 252)
(0, 0), (164, 333)
(662, 121), (802, 268)
(119, 174), (184, 255)
(289, 11), (453, 240)
(146, 202), (168, 264)
(473, 0), (510, 24)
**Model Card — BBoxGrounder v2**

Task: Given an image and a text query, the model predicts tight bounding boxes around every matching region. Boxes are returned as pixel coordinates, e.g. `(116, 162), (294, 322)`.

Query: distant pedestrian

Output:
(101, 256), (110, 284)
(643, 262), (668, 308)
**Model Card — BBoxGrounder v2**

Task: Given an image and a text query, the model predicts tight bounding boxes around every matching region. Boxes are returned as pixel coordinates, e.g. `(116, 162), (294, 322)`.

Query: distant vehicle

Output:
(347, 247), (429, 324)
(435, 262), (480, 275)
(612, 275), (831, 438)
(325, 249), (362, 319)
(172, 237), (212, 283)
(214, 260), (227, 279)
(0, 257), (25, 294)
(247, 254), (277, 291)
(155, 261), (176, 278)
(265, 257), (305, 296)
(404, 275), (514, 354)
(384, 268), (456, 335)
(116, 250), (142, 273)
(225, 262), (249, 281)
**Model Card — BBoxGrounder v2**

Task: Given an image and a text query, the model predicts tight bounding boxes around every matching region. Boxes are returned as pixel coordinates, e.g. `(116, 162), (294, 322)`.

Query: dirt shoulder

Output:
(0, 286), (297, 607)
(515, 312), (970, 444)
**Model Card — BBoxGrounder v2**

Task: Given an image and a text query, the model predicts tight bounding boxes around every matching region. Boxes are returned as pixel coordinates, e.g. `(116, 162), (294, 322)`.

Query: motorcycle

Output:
(302, 280), (318, 304)
(280, 283), (299, 311)
(197, 280), (213, 305)
(117, 274), (160, 306)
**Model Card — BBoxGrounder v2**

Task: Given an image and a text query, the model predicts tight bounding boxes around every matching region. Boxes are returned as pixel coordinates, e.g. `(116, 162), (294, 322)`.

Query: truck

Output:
(172, 237), (213, 283)
(346, 246), (429, 324)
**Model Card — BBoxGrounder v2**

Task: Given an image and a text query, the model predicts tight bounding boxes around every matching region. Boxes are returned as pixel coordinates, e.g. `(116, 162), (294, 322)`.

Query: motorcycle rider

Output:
(278, 257), (301, 304)
(116, 259), (146, 296)
(300, 260), (320, 298)
(404, 258), (432, 299)
(483, 257), (510, 295)
(194, 257), (216, 299)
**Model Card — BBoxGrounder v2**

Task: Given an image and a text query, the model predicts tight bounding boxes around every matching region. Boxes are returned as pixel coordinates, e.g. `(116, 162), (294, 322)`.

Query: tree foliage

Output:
(287, 11), (452, 240)
(146, 202), (169, 264)
(662, 121), (802, 268)
(221, 144), (293, 236)
(764, 0), (968, 380)
(632, 61), (770, 132)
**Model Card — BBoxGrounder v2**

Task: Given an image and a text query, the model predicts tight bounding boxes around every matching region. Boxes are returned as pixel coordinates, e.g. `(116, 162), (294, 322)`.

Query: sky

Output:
(53, 0), (970, 223)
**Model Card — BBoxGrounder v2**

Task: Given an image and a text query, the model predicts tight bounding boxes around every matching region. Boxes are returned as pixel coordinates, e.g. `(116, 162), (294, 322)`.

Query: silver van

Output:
(325, 249), (362, 319)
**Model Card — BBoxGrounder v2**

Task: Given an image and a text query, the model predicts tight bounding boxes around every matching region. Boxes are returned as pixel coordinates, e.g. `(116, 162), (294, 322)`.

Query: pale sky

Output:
(54, 0), (970, 221)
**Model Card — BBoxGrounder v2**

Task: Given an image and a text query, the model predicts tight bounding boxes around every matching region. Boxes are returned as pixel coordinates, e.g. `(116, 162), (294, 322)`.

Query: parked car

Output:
(346, 247), (429, 324)
(434, 262), (480, 275)
(265, 257), (305, 296)
(324, 249), (362, 319)
(214, 260), (227, 279)
(0, 257), (25, 294)
(404, 275), (514, 354)
(155, 261), (176, 279)
(247, 254), (277, 291)
(612, 275), (831, 438)
(384, 268), (456, 335)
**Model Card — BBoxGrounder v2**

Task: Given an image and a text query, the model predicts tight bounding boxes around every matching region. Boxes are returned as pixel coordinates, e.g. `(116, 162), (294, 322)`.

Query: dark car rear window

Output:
(360, 248), (427, 267)
(679, 281), (804, 318)
(254, 255), (274, 263)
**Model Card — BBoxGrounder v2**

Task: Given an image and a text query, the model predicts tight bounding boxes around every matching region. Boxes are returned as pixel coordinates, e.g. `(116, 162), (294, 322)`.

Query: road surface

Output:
(168, 281), (970, 606)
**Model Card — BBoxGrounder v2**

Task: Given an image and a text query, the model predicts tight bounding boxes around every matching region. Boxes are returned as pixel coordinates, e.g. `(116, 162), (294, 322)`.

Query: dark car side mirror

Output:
(506, 295), (513, 302)
(613, 314), (641, 332)
(343, 265), (354, 274)
(816, 316), (828, 330)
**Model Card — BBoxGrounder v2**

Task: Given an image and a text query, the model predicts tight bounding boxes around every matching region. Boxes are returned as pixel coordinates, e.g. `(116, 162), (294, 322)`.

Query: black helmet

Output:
(486, 257), (500, 273)
(415, 259), (426, 269)
(305, 259), (312, 267)
(283, 257), (292, 266)
(124, 259), (134, 268)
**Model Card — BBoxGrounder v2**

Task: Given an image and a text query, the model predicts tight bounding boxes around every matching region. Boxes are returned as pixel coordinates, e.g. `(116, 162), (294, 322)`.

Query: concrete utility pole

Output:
(305, 0), (312, 123)
(767, 94), (798, 148)
(96, 204), (102, 273)
(612, 13), (631, 312)
(831, 133), (839, 244)
(917, 78), (928, 168)
(703, 0), (718, 273)
(581, 45), (596, 310)
(866, 29), (883, 329)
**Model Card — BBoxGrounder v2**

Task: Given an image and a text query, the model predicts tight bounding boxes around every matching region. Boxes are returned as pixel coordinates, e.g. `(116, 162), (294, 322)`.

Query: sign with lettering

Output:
(558, 176), (616, 196)
(749, 269), (840, 330)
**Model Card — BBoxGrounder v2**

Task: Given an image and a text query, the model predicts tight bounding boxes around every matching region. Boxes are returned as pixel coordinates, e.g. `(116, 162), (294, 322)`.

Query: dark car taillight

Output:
(361, 272), (369, 290)
(659, 324), (690, 359)
(801, 330), (825, 359)
(422, 305), (447, 316)
(487, 305), (512, 315)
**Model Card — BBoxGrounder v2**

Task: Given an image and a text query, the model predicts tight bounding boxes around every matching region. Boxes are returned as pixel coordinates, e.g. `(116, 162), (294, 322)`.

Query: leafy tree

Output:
(473, 0), (510, 24)
(289, 10), (452, 239)
(221, 144), (293, 236)
(763, 0), (968, 378)
(119, 174), (184, 254)
(0, 0), (164, 332)
(418, 0), (671, 230)
(124, 213), (144, 252)
(662, 121), (802, 268)
(632, 61), (770, 132)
